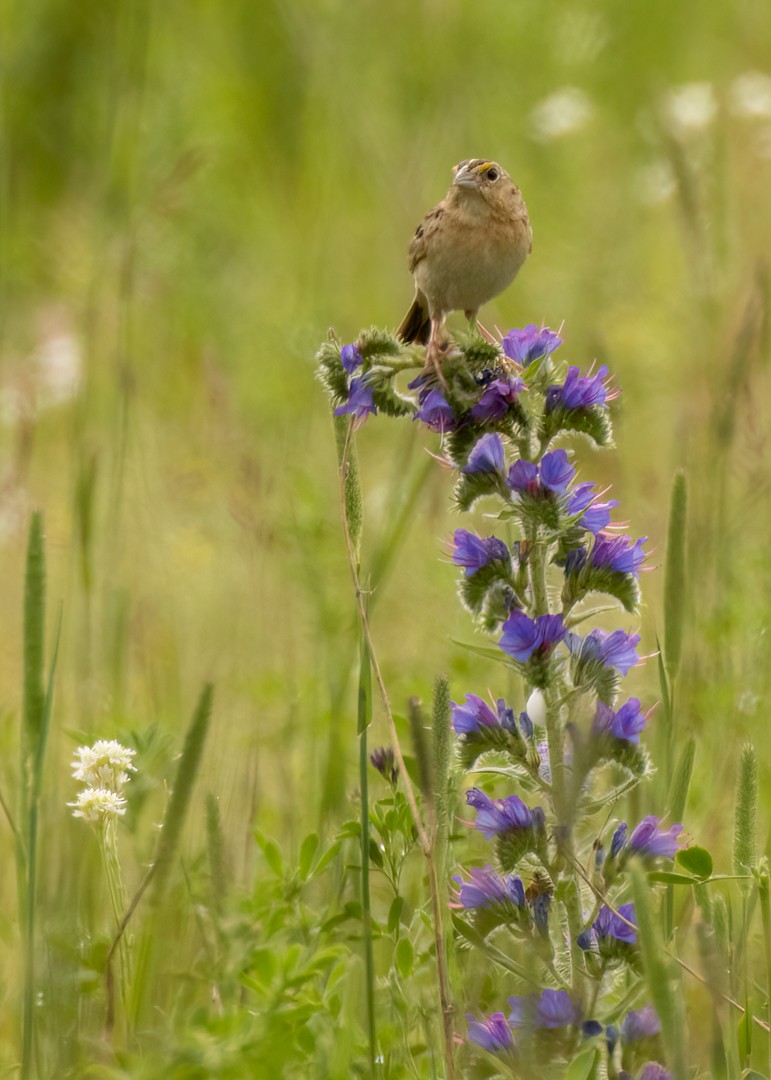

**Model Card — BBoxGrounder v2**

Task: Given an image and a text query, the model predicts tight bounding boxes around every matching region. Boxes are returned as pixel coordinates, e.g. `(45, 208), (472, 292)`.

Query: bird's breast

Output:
(414, 214), (531, 315)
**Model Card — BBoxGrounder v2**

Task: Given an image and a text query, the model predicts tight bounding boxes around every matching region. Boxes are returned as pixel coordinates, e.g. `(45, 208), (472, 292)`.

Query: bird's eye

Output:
(486, 167), (499, 181)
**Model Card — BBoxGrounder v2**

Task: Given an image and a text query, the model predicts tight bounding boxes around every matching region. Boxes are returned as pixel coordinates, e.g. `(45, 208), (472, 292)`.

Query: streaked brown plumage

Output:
(397, 159), (532, 376)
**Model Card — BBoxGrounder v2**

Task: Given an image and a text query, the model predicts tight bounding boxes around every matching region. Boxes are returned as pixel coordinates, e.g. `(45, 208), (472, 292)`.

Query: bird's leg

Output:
(465, 309), (496, 345)
(425, 313), (449, 391)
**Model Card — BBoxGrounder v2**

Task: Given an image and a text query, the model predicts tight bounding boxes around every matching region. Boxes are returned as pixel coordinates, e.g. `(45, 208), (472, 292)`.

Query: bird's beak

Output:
(452, 162), (480, 189)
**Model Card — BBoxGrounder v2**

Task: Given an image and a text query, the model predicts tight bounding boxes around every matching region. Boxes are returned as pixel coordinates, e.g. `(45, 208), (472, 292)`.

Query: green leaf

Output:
(737, 1012), (751, 1064)
(677, 846), (713, 880)
(647, 871), (699, 885)
(299, 832), (320, 880)
(395, 937), (414, 978)
(565, 1046), (601, 1080)
(310, 839), (342, 879)
(387, 896), (404, 933)
(255, 830), (284, 877)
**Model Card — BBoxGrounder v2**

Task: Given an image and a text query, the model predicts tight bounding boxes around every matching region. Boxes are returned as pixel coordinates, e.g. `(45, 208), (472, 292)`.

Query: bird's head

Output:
(451, 159), (524, 215)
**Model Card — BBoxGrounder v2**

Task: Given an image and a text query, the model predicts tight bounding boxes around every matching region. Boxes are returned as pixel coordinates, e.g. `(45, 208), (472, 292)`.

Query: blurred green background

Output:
(2, 0), (771, 1070)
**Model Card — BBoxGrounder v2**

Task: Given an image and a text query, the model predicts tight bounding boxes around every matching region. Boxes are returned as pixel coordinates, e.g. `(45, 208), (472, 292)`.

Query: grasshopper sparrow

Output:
(397, 159), (532, 379)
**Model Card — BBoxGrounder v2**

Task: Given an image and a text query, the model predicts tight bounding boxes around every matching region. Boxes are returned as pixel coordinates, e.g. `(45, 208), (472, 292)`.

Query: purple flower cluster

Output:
(508, 988), (580, 1029)
(462, 433), (505, 475)
(578, 903), (637, 951)
(414, 387), (457, 432)
(621, 1005), (661, 1042)
(593, 698), (647, 744)
(566, 482), (619, 534)
(465, 788), (542, 840)
(466, 1011), (515, 1053)
(609, 817), (684, 862)
(502, 325), (563, 367)
(508, 449), (575, 497)
(471, 375), (525, 422)
(590, 533), (647, 577)
(453, 865), (526, 910)
(545, 365), (611, 411)
(451, 693), (520, 736)
(452, 530), (509, 577)
(334, 376), (377, 428)
(500, 610), (567, 663)
(568, 627), (641, 675)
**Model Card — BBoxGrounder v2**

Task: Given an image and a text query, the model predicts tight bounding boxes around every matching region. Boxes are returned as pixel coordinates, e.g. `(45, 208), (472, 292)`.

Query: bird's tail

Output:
(396, 294), (431, 344)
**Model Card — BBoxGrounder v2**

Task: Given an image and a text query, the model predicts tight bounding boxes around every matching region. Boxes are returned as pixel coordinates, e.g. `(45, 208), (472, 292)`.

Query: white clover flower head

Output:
(729, 71), (771, 120)
(530, 87), (594, 142)
(69, 787), (127, 823)
(663, 82), (717, 138)
(71, 739), (137, 791)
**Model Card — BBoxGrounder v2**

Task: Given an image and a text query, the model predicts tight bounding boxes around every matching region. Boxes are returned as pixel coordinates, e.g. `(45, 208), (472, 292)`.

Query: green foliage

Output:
(734, 743), (759, 885)
(664, 470), (688, 680)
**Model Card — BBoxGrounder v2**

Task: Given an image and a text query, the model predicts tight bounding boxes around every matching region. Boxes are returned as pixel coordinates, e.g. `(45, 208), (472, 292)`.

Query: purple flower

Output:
(500, 610), (567, 663)
(454, 865), (526, 909)
(502, 325), (563, 368)
(463, 433), (505, 475)
(451, 693), (499, 735)
(531, 891), (551, 935)
(414, 388), (457, 432)
(621, 1005), (661, 1042)
(567, 483), (619, 534)
(507, 458), (539, 494)
(591, 534), (647, 577)
(507, 451), (575, 498)
(334, 376), (377, 427)
(610, 822), (628, 858)
(340, 343), (363, 374)
(629, 816), (683, 858)
(471, 376), (525, 421)
(593, 698), (647, 744)
(570, 628), (641, 674)
(509, 989), (580, 1029)
(452, 530), (509, 577)
(540, 450), (575, 494)
(466, 1012), (515, 1053)
(369, 746), (398, 783)
(465, 788), (535, 839)
(546, 365), (610, 411)
(639, 1065), (671, 1080)
(593, 902), (637, 944)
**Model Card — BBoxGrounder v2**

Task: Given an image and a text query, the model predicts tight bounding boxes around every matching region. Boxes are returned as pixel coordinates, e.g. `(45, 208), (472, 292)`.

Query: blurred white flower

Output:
(663, 82), (717, 138)
(526, 688), (548, 727)
(35, 331), (82, 408)
(72, 740), (137, 791)
(530, 87), (594, 142)
(729, 71), (771, 119)
(635, 160), (677, 206)
(69, 787), (127, 823)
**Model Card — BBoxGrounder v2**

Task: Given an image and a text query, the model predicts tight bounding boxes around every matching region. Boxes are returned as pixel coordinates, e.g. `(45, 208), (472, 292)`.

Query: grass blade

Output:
(630, 863), (688, 1078)
(151, 683), (214, 899)
(664, 469), (688, 681)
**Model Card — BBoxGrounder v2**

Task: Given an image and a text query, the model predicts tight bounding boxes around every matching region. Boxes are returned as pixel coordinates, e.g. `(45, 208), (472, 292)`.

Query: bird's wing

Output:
(407, 205), (444, 273)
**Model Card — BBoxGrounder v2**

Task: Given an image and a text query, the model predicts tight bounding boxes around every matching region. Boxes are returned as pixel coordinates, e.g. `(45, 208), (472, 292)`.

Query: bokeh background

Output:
(2, 0), (771, 1072)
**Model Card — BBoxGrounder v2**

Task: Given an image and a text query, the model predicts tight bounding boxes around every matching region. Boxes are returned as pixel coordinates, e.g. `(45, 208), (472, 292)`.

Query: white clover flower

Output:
(635, 160), (677, 206)
(663, 82), (717, 138)
(71, 740), (137, 791)
(530, 87), (594, 142)
(729, 71), (771, 120)
(69, 787), (127, 823)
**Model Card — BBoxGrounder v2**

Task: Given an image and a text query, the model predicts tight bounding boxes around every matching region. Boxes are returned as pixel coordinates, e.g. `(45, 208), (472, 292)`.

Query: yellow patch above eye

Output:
(476, 161), (495, 172)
